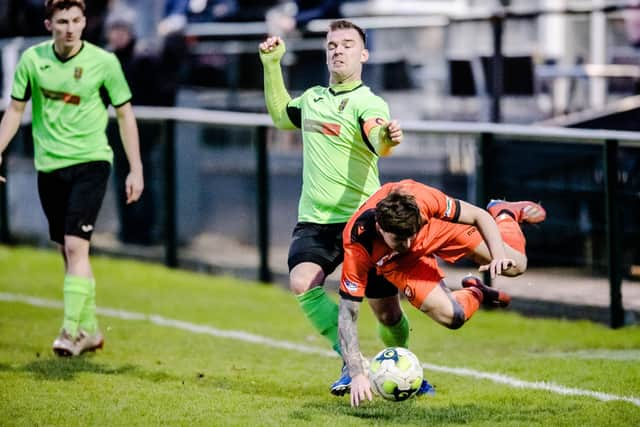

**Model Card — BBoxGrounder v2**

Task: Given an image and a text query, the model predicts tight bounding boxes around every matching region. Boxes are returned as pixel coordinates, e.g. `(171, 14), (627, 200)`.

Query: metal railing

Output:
(0, 106), (639, 328)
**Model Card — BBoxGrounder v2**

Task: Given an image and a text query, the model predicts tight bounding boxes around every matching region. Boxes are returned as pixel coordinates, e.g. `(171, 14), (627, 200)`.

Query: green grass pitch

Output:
(1, 245), (639, 426)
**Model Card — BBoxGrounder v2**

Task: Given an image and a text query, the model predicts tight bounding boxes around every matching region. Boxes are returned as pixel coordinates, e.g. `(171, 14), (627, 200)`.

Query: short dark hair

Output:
(45, 0), (86, 20)
(375, 191), (422, 238)
(328, 19), (366, 47)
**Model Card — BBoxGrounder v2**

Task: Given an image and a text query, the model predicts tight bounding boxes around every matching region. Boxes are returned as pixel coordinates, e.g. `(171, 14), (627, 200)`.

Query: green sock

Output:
(378, 313), (410, 348)
(297, 287), (341, 355)
(79, 277), (98, 334)
(62, 275), (92, 337)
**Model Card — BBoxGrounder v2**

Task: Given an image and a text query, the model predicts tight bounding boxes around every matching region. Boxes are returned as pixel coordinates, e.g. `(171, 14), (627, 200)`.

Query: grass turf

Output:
(1, 245), (639, 426)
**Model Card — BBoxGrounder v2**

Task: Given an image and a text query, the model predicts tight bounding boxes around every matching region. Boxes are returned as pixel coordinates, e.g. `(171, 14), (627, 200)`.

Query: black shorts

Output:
(287, 221), (398, 299)
(288, 222), (346, 275)
(37, 161), (111, 244)
(364, 269), (399, 300)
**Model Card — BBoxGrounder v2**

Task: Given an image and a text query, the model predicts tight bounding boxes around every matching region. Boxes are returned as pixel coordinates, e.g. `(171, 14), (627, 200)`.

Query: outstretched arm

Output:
(0, 99), (27, 183)
(338, 298), (372, 407)
(259, 36), (296, 129)
(114, 102), (144, 204)
(456, 200), (515, 277)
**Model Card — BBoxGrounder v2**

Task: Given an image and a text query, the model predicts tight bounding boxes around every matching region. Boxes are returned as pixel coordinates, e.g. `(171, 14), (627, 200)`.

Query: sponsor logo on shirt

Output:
(343, 279), (359, 293)
(41, 87), (80, 105)
(303, 119), (341, 136)
(313, 97), (323, 102)
(338, 98), (349, 112)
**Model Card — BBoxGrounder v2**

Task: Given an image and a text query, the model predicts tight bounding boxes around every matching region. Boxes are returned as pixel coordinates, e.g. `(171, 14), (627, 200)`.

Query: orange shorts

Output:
(378, 220), (483, 309)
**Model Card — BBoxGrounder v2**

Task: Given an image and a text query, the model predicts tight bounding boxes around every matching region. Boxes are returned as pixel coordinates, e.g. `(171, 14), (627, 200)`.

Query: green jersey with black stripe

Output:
(287, 80), (390, 223)
(11, 41), (132, 172)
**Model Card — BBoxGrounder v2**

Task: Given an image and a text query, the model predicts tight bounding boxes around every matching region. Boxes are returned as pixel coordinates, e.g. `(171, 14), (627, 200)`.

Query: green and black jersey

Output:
(11, 41), (132, 172)
(287, 80), (390, 224)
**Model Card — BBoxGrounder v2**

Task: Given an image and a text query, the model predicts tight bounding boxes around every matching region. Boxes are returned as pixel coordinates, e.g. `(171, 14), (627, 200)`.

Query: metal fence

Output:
(0, 106), (639, 328)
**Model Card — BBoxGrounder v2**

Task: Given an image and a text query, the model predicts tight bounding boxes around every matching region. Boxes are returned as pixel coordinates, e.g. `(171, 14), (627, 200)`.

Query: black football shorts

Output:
(287, 221), (397, 298)
(37, 161), (110, 244)
(287, 222), (346, 275)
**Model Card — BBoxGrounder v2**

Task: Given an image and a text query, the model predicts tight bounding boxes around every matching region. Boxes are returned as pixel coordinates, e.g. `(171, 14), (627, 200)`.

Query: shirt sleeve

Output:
(416, 185), (461, 223)
(358, 94), (391, 155)
(11, 54), (32, 101)
(339, 243), (373, 301)
(103, 53), (132, 107)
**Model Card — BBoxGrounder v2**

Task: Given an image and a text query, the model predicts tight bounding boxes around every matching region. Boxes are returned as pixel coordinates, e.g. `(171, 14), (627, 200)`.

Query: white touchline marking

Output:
(2, 292), (639, 407)
(421, 363), (640, 407)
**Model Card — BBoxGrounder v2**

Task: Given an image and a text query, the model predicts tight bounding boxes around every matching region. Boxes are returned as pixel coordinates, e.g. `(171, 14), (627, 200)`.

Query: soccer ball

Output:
(368, 347), (423, 401)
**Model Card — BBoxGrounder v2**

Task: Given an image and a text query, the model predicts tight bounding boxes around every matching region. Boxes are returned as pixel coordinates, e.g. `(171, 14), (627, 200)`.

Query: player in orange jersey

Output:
(337, 179), (545, 407)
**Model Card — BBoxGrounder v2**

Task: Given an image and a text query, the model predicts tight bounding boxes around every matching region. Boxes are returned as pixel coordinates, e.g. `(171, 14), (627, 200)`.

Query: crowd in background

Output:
(0, 0), (350, 41)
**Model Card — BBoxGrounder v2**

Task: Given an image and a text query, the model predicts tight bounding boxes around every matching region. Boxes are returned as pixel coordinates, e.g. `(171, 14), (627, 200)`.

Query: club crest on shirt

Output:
(404, 285), (415, 301)
(338, 98), (349, 112)
(343, 279), (359, 293)
(74, 67), (83, 80)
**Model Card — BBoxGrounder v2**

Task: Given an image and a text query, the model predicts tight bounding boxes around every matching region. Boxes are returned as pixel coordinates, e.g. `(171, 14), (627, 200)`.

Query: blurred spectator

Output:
(266, 0), (344, 36)
(158, 0), (278, 34)
(185, 0), (238, 22)
(622, 1), (640, 93)
(105, 6), (185, 244)
(84, 0), (112, 44)
(157, 0), (190, 35)
(624, 1), (640, 48)
(117, 0), (165, 39)
(1, 0), (48, 37)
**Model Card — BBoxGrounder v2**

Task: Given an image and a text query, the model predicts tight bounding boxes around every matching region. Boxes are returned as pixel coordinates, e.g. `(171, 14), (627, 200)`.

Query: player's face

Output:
(45, 6), (86, 51)
(377, 224), (416, 254)
(326, 28), (369, 83)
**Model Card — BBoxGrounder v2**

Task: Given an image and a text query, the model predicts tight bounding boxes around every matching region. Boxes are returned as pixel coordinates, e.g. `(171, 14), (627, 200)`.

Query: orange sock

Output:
(496, 215), (526, 254)
(452, 287), (482, 320)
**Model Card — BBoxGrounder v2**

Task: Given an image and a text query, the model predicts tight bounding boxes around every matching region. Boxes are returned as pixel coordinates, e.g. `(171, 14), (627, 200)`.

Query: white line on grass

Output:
(422, 363), (640, 407)
(2, 292), (639, 407)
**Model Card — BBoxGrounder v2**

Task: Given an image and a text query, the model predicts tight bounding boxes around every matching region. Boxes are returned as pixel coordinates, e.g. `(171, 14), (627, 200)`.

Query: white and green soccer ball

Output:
(368, 347), (423, 401)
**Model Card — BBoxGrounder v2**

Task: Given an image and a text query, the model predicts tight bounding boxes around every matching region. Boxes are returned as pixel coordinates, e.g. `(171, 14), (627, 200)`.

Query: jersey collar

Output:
(329, 80), (363, 96)
(51, 41), (85, 63)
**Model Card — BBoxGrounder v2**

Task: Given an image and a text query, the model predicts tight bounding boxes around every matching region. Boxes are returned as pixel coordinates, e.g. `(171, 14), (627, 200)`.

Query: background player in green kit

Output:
(259, 19), (404, 395)
(0, 0), (143, 356)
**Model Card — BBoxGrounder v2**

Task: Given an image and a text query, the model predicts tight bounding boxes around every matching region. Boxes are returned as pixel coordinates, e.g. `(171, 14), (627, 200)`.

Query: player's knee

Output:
(62, 240), (87, 261)
(289, 263), (325, 295)
(376, 310), (402, 327)
(289, 276), (317, 295)
(445, 302), (466, 330)
(503, 254), (527, 277)
(289, 279), (308, 295)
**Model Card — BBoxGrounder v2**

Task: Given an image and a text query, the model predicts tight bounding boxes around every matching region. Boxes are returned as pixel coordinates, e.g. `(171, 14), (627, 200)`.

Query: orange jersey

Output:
(340, 179), (482, 302)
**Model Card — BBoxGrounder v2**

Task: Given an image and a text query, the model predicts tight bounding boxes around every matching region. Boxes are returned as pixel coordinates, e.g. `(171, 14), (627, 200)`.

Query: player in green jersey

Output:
(0, 0), (144, 356)
(259, 19), (404, 395)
